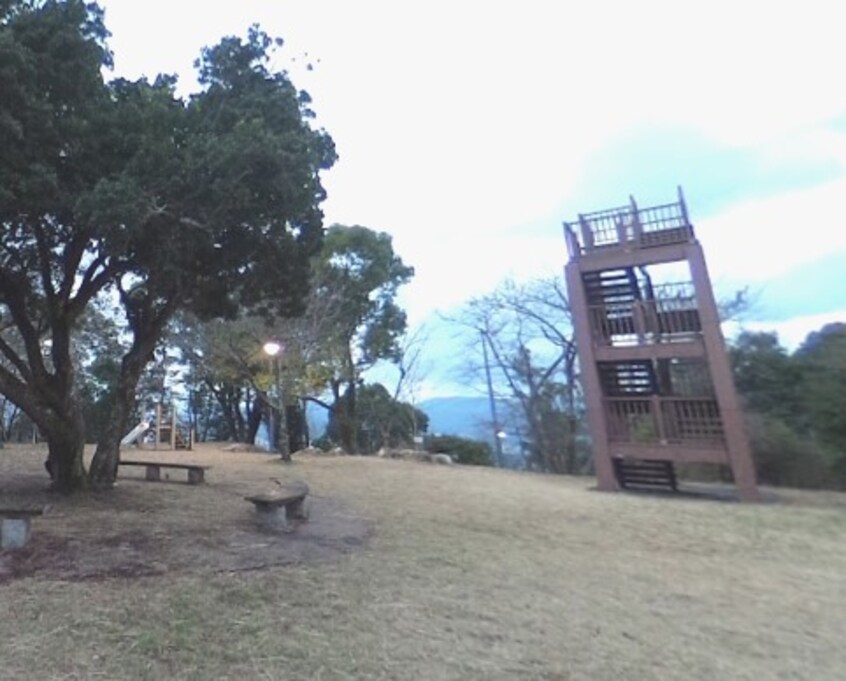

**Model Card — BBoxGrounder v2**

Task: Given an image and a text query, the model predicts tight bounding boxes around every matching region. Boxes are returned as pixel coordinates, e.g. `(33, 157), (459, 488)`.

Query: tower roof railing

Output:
(564, 187), (694, 258)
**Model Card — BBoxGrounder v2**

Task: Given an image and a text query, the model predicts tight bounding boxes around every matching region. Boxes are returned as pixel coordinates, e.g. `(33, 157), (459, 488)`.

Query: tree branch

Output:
(69, 257), (119, 319)
(302, 395), (334, 412)
(0, 271), (50, 384)
(32, 220), (57, 311)
(0, 333), (32, 381)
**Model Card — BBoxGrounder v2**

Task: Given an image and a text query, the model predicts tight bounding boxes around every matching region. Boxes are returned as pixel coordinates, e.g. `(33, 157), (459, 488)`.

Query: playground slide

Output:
(120, 421), (150, 447)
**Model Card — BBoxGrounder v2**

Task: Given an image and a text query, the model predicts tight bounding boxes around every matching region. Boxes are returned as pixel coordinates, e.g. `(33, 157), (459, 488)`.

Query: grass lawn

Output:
(1, 443), (845, 680)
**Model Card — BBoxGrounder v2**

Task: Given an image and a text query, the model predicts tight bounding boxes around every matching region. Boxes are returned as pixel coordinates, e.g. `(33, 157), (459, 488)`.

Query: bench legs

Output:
(139, 465), (204, 484)
(254, 505), (289, 531)
(285, 497), (306, 521)
(252, 499), (306, 531)
(1, 517), (32, 550)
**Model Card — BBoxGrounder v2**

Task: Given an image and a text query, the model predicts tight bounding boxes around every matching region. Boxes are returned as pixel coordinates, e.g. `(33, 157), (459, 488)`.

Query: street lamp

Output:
(480, 330), (504, 468)
(496, 430), (507, 467)
(262, 341), (290, 461)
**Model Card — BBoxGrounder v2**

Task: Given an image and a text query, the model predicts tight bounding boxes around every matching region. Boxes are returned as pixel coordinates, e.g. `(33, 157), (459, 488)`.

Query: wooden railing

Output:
(661, 398), (724, 442)
(564, 189), (694, 257)
(605, 397), (724, 444)
(638, 202), (690, 235)
(578, 204), (632, 250)
(588, 283), (700, 346)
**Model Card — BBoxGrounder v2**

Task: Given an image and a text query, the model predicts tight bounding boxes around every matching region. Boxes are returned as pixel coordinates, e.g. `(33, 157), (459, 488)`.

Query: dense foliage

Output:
(0, 1), (334, 489)
(324, 382), (427, 454)
(426, 435), (492, 467)
(730, 324), (846, 489)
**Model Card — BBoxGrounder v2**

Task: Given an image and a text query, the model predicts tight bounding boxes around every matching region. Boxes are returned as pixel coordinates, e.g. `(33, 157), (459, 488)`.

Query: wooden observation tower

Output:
(563, 188), (759, 501)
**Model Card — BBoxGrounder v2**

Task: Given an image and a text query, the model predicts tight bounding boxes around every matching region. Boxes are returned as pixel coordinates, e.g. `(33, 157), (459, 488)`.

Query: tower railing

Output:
(588, 282), (701, 346)
(564, 187), (694, 257)
(605, 396), (724, 445)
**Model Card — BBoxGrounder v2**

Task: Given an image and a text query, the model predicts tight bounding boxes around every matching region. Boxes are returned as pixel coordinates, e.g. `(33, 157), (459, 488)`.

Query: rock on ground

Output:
(376, 448), (453, 465)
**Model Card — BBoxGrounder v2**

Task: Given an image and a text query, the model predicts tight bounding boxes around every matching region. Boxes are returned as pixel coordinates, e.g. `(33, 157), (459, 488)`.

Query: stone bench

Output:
(245, 484), (309, 531)
(120, 460), (210, 484)
(1, 506), (46, 550)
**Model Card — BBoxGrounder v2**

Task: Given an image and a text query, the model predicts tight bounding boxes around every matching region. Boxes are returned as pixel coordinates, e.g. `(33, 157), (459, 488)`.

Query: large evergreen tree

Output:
(325, 382), (428, 454)
(0, 1), (335, 489)
(730, 327), (846, 488)
(306, 225), (414, 452)
(795, 323), (846, 456)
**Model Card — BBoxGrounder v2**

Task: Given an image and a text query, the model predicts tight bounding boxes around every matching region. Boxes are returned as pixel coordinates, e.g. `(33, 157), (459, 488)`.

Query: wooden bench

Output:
(0, 506), (46, 550)
(245, 484), (309, 531)
(120, 460), (210, 485)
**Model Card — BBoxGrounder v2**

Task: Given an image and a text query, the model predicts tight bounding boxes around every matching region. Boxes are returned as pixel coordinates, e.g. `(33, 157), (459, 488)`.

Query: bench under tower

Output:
(563, 188), (759, 501)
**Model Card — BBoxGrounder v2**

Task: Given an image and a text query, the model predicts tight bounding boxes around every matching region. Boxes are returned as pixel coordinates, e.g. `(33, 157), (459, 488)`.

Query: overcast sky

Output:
(99, 0), (846, 396)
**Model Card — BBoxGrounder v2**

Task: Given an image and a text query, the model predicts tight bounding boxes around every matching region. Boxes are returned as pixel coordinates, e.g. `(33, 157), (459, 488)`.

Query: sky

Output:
(98, 0), (846, 397)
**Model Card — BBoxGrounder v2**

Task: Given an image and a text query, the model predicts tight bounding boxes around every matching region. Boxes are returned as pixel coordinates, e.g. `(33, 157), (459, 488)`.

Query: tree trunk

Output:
(246, 393), (263, 444)
(89, 342), (154, 486)
(564, 357), (579, 475)
(0, 315), (92, 490)
(565, 413), (578, 474)
(301, 398), (311, 448)
(89, 409), (127, 487)
(209, 382), (238, 441)
(277, 405), (291, 461)
(335, 381), (358, 454)
(44, 408), (87, 492)
(287, 403), (306, 453)
(234, 388), (248, 441)
(210, 384), (248, 442)
(0, 364), (88, 491)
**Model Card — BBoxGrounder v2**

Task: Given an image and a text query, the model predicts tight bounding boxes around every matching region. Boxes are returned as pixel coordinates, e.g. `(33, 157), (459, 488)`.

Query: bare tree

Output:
(387, 324), (431, 448)
(450, 276), (583, 474)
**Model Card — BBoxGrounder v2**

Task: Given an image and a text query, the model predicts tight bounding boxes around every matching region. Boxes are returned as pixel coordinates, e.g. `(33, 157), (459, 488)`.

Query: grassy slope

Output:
(1, 446), (845, 680)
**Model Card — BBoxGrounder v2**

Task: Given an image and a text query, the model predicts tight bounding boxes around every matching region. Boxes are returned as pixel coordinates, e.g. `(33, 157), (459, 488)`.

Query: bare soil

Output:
(0, 444), (371, 582)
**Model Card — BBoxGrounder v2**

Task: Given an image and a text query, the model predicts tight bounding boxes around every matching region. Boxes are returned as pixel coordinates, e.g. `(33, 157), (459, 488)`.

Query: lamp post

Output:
(262, 341), (290, 461)
(496, 430), (507, 468)
(480, 331), (503, 468)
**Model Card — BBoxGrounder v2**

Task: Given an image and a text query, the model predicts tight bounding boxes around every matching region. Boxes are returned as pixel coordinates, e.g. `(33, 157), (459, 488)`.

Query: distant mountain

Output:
(305, 394), (517, 445)
(418, 396), (514, 441)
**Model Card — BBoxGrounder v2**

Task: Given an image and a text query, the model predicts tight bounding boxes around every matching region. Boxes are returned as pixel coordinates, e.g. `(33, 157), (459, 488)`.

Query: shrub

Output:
(746, 413), (832, 488)
(311, 435), (335, 452)
(426, 435), (492, 466)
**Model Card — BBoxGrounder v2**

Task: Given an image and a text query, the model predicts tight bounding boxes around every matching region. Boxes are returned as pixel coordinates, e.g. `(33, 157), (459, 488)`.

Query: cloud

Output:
(99, 0), (846, 398)
(697, 177), (846, 282)
(719, 251), (846, 322)
(561, 125), (845, 219)
(725, 310), (846, 351)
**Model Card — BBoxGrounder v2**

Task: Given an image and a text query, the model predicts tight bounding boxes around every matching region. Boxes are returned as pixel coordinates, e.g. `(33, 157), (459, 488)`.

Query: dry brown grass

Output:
(1, 443), (845, 680)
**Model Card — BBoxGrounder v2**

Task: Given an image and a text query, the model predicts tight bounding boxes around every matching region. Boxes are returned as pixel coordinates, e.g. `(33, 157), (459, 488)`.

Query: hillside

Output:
(1, 444), (844, 679)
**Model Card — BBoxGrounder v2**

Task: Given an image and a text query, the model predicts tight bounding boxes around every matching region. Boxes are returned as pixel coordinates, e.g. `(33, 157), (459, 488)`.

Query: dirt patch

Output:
(219, 443), (269, 453)
(0, 444), (372, 583)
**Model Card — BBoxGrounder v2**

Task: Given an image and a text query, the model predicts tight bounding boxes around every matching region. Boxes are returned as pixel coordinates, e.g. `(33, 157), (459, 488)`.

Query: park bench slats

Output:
(119, 460), (210, 484)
